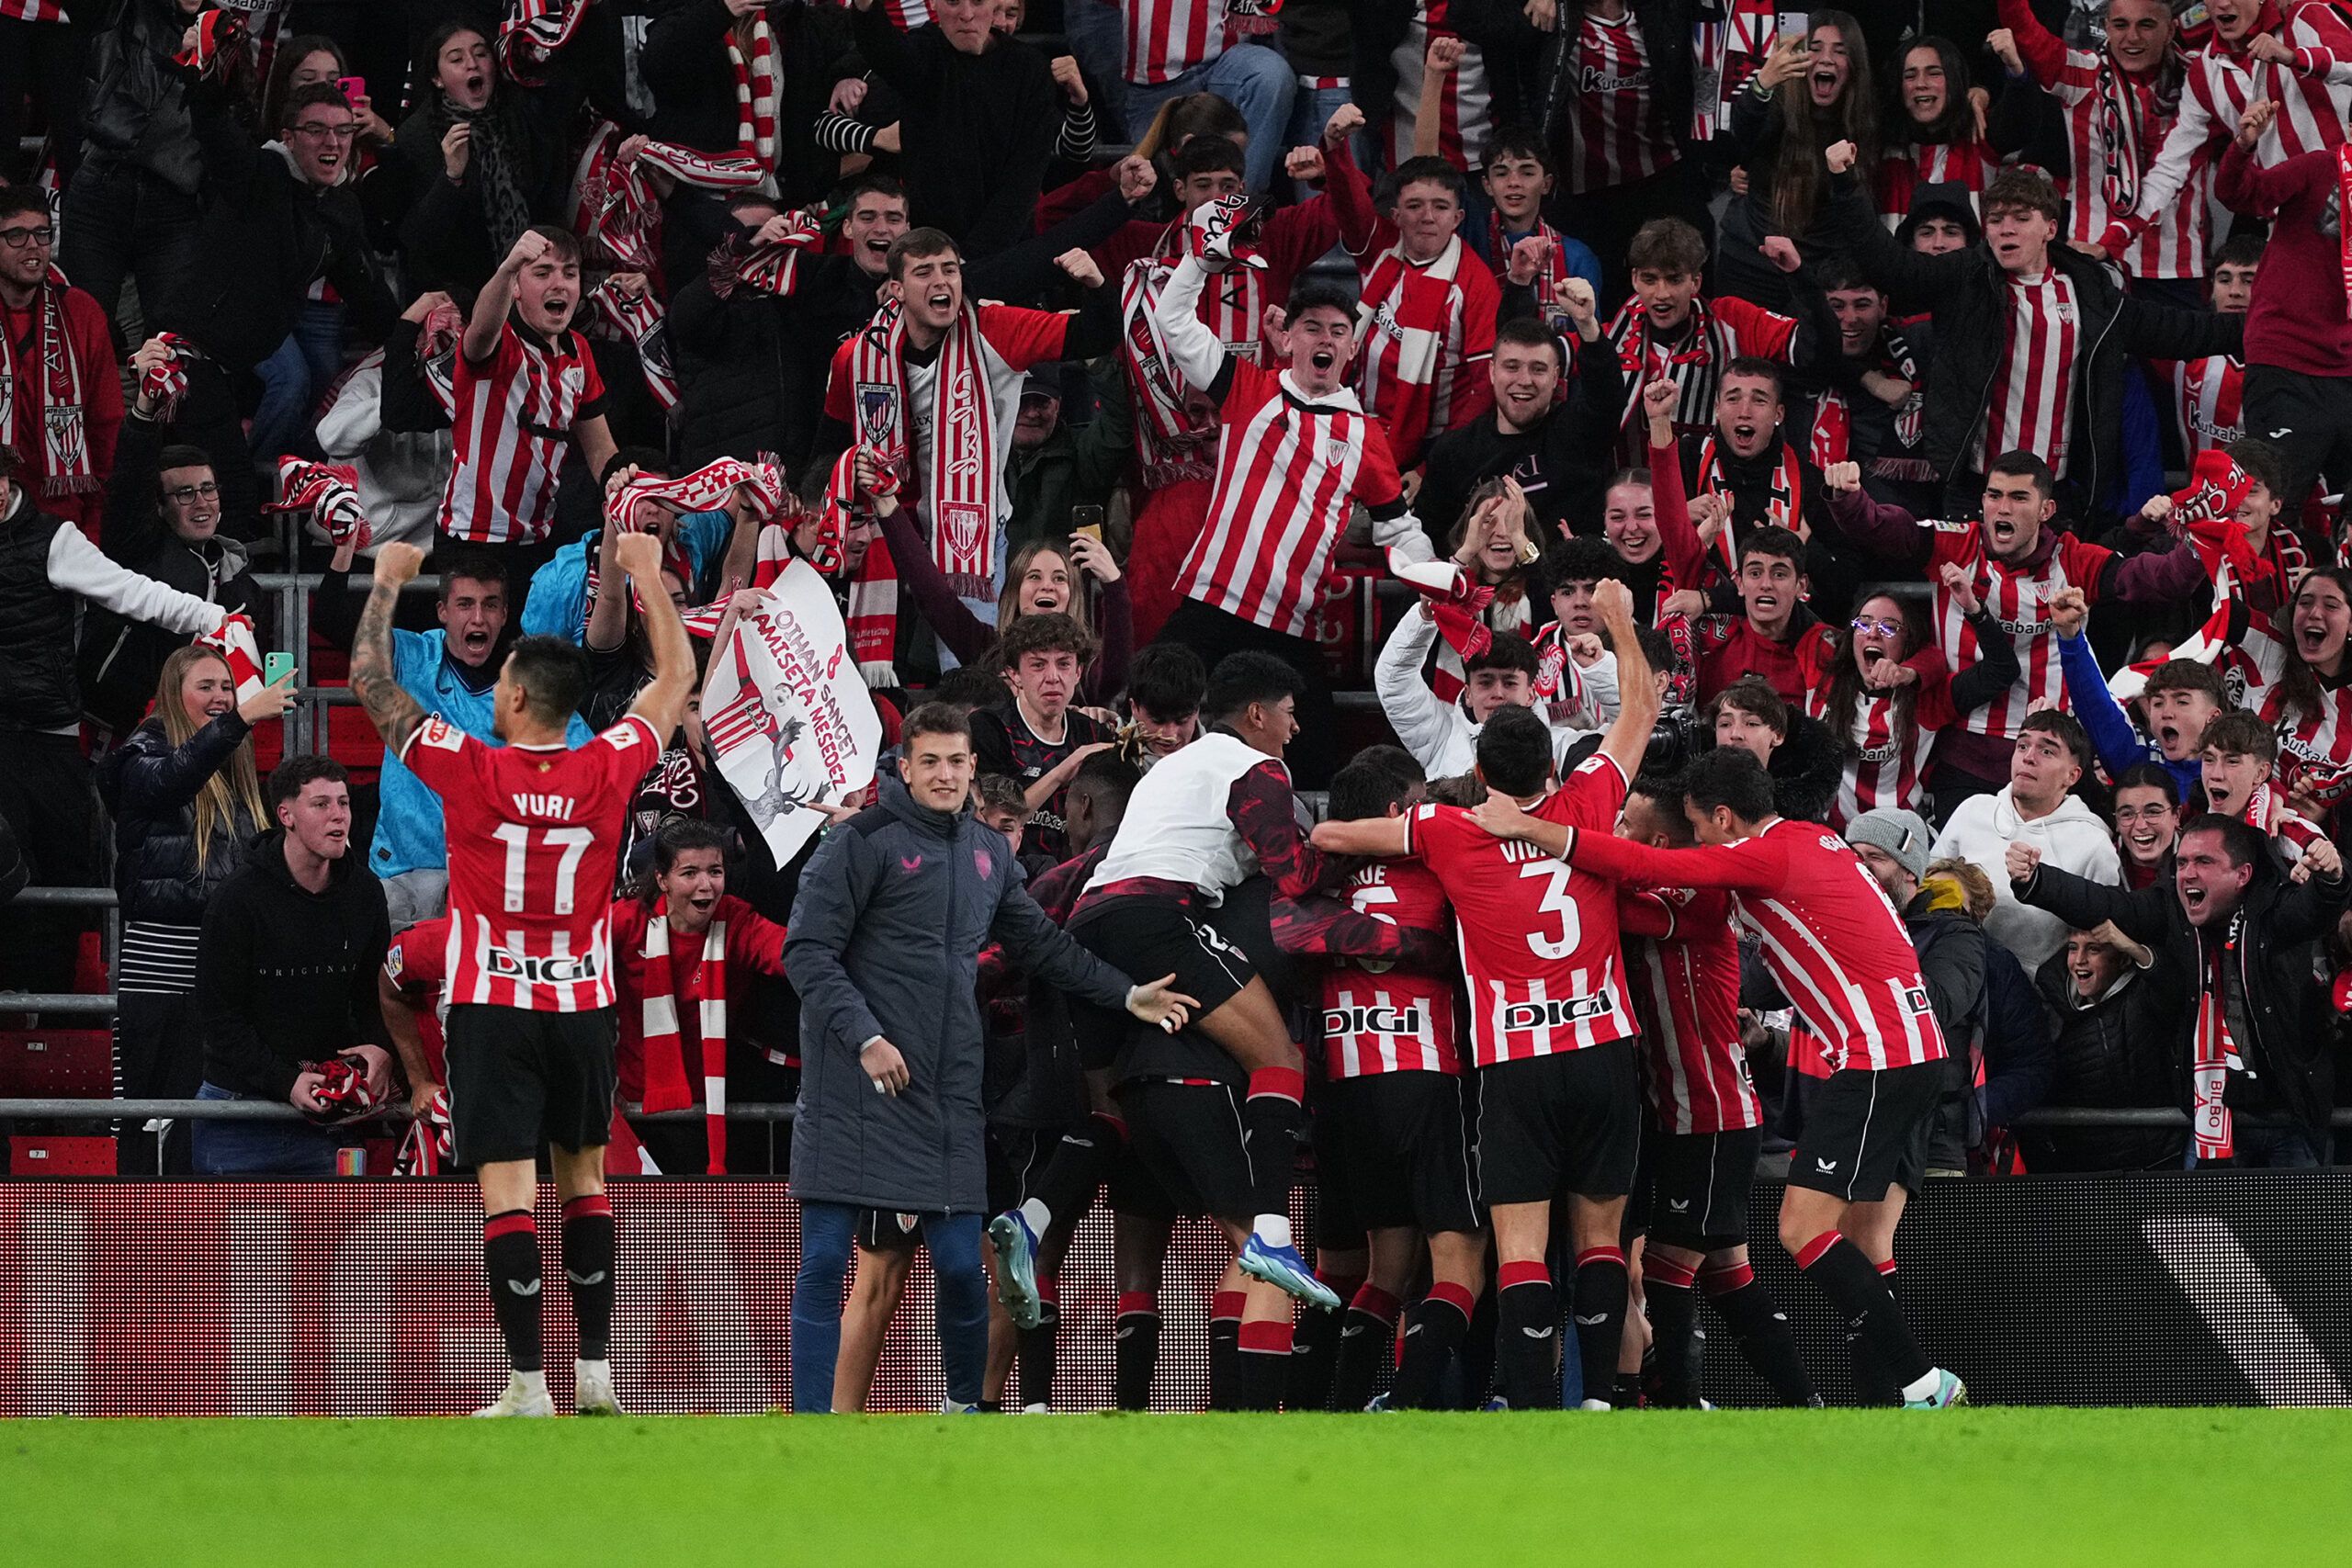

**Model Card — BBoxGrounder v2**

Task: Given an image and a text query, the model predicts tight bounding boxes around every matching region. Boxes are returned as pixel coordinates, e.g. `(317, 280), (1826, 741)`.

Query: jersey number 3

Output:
(1519, 859), (1583, 960)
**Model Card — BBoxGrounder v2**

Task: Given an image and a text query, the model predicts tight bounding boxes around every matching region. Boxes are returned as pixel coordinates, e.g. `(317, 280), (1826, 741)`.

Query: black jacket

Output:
(82, 412), (256, 734)
(197, 832), (390, 1102)
(2017, 854), (2348, 1143)
(1819, 169), (2242, 513)
(160, 130), (398, 374)
(1767, 711), (1844, 827)
(392, 83), (581, 299)
(2030, 943), (2193, 1172)
(850, 5), (1057, 258)
(1418, 327), (1628, 549)
(97, 713), (266, 928)
(0, 495), (85, 732)
(80, 0), (209, 194)
(642, 0), (849, 208)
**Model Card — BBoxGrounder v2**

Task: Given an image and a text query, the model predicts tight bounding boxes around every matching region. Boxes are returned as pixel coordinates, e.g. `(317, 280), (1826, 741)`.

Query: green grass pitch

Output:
(7, 1409), (2349, 1566)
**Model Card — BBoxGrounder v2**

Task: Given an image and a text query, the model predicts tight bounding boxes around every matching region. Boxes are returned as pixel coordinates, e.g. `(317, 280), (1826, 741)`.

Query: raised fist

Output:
(1821, 460), (1861, 493)
(1283, 144), (1327, 186)
(1508, 233), (1549, 288)
(1428, 34), (1464, 73)
(1323, 102), (1366, 149)
(1825, 140), (1857, 175)
(1054, 248), (1104, 289)
(1642, 377), (1679, 421)
(1115, 152), (1157, 204)
(1557, 276), (1596, 327)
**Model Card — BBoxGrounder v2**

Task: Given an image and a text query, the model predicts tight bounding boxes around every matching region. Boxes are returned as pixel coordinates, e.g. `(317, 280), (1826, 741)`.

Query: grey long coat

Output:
(786, 775), (1133, 1213)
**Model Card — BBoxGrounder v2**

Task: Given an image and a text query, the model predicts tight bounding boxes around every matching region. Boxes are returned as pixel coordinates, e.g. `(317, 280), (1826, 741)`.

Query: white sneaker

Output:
(1578, 1397), (1613, 1412)
(473, 1371), (554, 1418)
(1018, 1402), (1050, 1415)
(574, 1359), (624, 1416)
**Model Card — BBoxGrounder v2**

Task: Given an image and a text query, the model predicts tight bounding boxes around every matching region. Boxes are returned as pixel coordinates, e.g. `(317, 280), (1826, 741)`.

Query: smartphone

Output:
(336, 75), (367, 104)
(1069, 505), (1105, 544)
(265, 651), (296, 688)
(1777, 12), (1810, 41)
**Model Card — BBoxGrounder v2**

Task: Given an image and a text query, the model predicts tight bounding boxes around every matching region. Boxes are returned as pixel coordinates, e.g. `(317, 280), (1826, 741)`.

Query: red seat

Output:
(0, 1028), (113, 1097)
(9, 1136), (118, 1176)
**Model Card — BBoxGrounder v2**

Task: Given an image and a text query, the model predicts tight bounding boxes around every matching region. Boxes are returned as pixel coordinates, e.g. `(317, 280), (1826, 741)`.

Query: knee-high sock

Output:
(1234, 1317), (1293, 1412)
(1016, 1280), (1060, 1409)
(1644, 1253), (1701, 1407)
(1019, 1111), (1126, 1235)
(1495, 1260), (1560, 1410)
(1114, 1291), (1160, 1412)
(1285, 1269), (1362, 1411)
(1242, 1068), (1306, 1231)
(561, 1193), (614, 1363)
(1207, 1288), (1245, 1412)
(1329, 1282), (1400, 1412)
(483, 1209), (543, 1374)
(1570, 1247), (1629, 1407)
(1702, 1259), (1819, 1407)
(1797, 1232), (1928, 1401)
(1391, 1282), (1474, 1409)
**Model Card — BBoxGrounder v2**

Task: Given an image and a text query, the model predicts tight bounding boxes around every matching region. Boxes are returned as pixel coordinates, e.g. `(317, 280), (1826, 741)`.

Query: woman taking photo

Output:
(98, 643), (294, 1172)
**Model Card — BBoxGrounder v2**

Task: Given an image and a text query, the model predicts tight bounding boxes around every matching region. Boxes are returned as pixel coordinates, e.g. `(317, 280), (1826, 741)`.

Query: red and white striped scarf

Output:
(1485, 212), (1577, 329)
(2338, 148), (2352, 301)
(268, 455), (368, 548)
(2191, 912), (2245, 1162)
(708, 209), (828, 300)
(141, 332), (193, 422)
(1355, 231), (1468, 458)
(728, 13), (782, 179)
(0, 2), (72, 23)
(499, 0), (585, 85)
(0, 266), (96, 497)
(590, 277), (678, 412)
(395, 1088), (454, 1177)
(198, 611), (266, 703)
(1117, 211), (1264, 487)
(174, 8), (245, 74)
(638, 902), (730, 1175)
(816, 444), (905, 685)
(846, 299), (1001, 604)
(1695, 435), (1800, 570)
(598, 457), (786, 630)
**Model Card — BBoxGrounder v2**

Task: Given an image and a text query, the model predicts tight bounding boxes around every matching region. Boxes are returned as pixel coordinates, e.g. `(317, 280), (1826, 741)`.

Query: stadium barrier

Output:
(2, 1170), (2346, 1416)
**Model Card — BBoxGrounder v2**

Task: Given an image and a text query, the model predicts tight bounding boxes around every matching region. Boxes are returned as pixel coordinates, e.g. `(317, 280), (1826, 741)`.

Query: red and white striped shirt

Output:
(1566, 818), (1948, 1074)
(1996, 0), (2211, 278)
(401, 713), (659, 1013)
(442, 321), (607, 546)
(1873, 140), (2001, 222)
(877, 0), (930, 28)
(1797, 638), (1956, 829)
(2259, 677), (2352, 813)
(1402, 754), (1635, 1067)
(1620, 884), (1760, 1134)
(1927, 521), (2116, 740)
(1350, 235), (1498, 469)
(1388, 7), (1492, 172)
(1983, 269), (2081, 476)
(2164, 354), (2246, 457)
(0, 2), (71, 23)
(1322, 860), (1459, 1078)
(2125, 6), (2352, 251)
(1122, 0), (1227, 85)
(1562, 7), (1675, 195)
(1178, 357), (1407, 638)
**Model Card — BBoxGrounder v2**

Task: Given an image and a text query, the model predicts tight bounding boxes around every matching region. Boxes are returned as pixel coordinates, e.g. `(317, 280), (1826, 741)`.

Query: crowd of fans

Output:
(2, 0), (2351, 1408)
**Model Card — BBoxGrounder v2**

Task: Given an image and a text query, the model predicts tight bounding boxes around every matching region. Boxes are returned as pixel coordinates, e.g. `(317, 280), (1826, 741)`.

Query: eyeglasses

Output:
(291, 123), (357, 141)
(1850, 616), (1904, 635)
(0, 226), (53, 250)
(164, 482), (221, 504)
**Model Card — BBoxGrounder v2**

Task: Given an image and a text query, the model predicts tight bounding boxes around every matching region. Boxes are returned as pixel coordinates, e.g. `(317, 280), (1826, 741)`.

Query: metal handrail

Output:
(0, 994), (118, 1016)
(0, 1098), (799, 1123)
(8, 887), (118, 908)
(0, 1097), (2340, 1131)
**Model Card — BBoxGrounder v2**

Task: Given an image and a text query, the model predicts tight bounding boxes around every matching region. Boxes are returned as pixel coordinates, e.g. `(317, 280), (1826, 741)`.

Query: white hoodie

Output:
(1931, 785), (2120, 973)
(1374, 605), (1620, 778)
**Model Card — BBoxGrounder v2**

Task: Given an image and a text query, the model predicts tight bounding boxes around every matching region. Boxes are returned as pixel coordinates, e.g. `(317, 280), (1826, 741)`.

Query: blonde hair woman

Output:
(96, 643), (293, 1171)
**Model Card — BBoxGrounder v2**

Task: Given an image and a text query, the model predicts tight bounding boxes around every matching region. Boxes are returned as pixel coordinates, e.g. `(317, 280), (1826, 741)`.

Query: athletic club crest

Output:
(855, 382), (899, 448)
(1324, 435), (1350, 467)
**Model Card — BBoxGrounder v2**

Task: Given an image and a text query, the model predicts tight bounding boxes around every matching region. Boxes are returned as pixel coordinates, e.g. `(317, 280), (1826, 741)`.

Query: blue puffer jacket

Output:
(786, 775), (1135, 1213)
